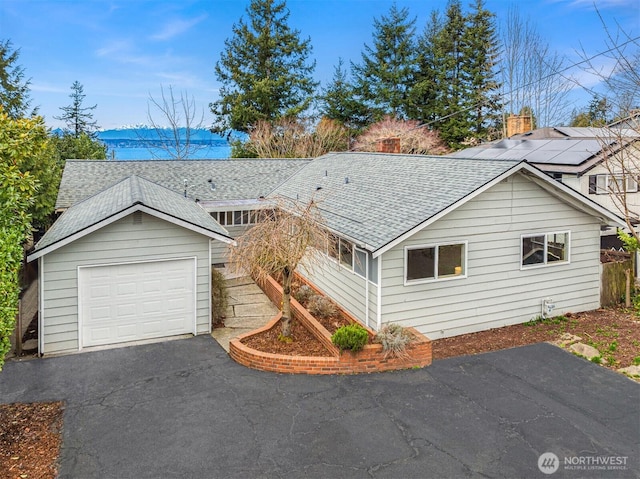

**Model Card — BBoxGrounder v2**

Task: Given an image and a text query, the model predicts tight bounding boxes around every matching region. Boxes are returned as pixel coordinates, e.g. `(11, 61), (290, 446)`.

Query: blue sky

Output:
(1, 0), (638, 129)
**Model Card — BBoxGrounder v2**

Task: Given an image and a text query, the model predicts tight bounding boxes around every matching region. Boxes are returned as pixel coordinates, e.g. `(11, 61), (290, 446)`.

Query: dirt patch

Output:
(0, 401), (63, 479)
(242, 317), (332, 357)
(432, 307), (640, 370)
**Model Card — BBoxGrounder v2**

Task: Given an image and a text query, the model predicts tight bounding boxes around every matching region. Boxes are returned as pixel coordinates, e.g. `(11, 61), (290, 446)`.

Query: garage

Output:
(78, 258), (196, 348)
(27, 175), (234, 355)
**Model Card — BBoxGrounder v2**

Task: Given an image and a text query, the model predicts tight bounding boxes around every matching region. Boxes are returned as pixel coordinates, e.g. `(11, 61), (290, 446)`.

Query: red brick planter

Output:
(228, 276), (432, 374)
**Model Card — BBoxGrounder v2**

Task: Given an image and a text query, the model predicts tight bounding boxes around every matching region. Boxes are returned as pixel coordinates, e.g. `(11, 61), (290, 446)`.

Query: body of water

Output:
(97, 128), (234, 160)
(109, 144), (232, 160)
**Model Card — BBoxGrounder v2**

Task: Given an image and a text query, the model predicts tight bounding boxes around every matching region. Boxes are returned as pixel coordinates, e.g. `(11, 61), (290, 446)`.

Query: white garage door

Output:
(79, 258), (196, 348)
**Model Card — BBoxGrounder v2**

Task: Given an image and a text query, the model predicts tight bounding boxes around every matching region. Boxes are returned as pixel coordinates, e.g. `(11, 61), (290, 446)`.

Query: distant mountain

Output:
(97, 127), (226, 142)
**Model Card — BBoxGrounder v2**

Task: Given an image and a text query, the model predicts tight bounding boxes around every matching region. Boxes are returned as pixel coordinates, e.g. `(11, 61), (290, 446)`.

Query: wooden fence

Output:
(600, 250), (633, 307)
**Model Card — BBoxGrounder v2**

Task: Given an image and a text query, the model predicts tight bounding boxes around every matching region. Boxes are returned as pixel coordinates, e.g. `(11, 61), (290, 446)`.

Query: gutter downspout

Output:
(38, 257), (44, 356)
(376, 253), (382, 331)
(365, 252), (369, 328)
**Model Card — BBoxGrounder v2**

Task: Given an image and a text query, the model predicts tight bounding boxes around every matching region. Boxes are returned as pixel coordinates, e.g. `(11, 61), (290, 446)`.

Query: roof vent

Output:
(344, 177), (350, 184)
(208, 179), (216, 191)
(316, 186), (322, 191)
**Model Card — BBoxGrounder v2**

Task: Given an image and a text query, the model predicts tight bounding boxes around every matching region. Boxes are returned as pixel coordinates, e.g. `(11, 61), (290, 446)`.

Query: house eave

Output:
(27, 204), (233, 263)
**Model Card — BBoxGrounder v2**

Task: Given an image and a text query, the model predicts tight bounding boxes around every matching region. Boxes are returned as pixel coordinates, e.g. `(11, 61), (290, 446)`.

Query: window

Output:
(354, 247), (378, 284)
(522, 232), (569, 267)
(339, 239), (353, 269)
(211, 209), (263, 226)
(405, 243), (465, 283)
(589, 174), (638, 195)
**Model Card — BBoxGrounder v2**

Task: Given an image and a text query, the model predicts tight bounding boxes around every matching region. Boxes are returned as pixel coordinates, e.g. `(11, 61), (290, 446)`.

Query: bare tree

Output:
(228, 197), (333, 338)
(499, 7), (573, 128)
(246, 117), (349, 158)
(591, 119), (640, 255)
(144, 85), (207, 160)
(352, 116), (450, 154)
(575, 9), (639, 119)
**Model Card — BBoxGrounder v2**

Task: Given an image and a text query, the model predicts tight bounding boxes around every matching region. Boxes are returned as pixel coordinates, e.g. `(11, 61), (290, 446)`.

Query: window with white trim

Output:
(354, 247), (378, 284)
(589, 174), (638, 195)
(405, 243), (466, 283)
(521, 231), (569, 267)
(210, 209), (266, 226)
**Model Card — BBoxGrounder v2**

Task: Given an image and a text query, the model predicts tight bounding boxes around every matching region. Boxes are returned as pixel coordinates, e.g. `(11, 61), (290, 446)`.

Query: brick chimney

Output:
(377, 137), (401, 153)
(506, 115), (532, 137)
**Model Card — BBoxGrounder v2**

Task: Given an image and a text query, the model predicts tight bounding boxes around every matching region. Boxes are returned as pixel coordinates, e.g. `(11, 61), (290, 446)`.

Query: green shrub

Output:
(293, 285), (314, 306)
(375, 323), (413, 358)
(307, 295), (337, 319)
(331, 323), (369, 352)
(211, 268), (229, 326)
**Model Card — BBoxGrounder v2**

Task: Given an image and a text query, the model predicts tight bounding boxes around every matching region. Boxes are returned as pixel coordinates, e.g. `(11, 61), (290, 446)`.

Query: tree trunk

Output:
(281, 268), (292, 337)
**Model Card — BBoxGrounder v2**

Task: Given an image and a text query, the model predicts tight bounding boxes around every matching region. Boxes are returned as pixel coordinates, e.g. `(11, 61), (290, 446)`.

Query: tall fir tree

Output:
(210, 0), (317, 134)
(55, 81), (99, 138)
(462, 0), (502, 141)
(406, 10), (442, 123)
(352, 3), (417, 120)
(0, 40), (33, 119)
(431, 0), (472, 149)
(319, 58), (371, 131)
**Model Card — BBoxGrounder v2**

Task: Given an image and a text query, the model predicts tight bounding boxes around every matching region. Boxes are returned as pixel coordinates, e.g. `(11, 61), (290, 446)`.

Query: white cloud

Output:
(150, 14), (208, 41)
(95, 40), (132, 57)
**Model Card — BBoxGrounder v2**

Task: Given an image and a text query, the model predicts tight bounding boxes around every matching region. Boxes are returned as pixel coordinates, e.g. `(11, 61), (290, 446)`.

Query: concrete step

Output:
(224, 315), (274, 329)
(232, 302), (277, 318)
(225, 276), (255, 288)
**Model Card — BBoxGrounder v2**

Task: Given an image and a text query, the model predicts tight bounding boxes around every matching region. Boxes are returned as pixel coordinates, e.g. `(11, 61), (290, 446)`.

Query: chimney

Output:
(377, 137), (401, 153)
(506, 115), (532, 137)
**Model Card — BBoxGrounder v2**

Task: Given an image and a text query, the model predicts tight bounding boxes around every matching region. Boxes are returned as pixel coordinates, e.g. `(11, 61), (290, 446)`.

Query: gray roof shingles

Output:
(36, 175), (230, 253)
(270, 152), (521, 252)
(56, 158), (311, 209)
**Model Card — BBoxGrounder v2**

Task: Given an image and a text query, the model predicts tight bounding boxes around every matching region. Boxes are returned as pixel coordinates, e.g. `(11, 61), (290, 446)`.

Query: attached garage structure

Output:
(28, 175), (233, 355)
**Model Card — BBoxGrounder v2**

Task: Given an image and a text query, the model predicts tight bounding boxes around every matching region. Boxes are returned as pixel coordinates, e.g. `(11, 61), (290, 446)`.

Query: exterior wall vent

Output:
(132, 211), (143, 225)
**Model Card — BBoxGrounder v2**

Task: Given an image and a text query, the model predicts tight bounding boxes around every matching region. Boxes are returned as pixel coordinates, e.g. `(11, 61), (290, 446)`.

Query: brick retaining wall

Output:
(228, 275), (432, 374)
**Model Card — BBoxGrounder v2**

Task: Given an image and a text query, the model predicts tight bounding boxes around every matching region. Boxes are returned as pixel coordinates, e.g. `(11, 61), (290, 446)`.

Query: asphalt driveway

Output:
(0, 336), (638, 478)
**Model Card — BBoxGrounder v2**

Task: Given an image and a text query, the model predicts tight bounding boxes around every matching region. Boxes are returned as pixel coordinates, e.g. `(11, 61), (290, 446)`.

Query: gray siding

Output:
(41, 212), (215, 354)
(380, 173), (602, 338)
(210, 225), (250, 265)
(299, 253), (379, 329)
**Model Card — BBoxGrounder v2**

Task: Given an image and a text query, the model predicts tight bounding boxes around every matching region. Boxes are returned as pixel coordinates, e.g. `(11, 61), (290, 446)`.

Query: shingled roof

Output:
(30, 175), (232, 260)
(56, 158), (311, 209)
(270, 152), (525, 253)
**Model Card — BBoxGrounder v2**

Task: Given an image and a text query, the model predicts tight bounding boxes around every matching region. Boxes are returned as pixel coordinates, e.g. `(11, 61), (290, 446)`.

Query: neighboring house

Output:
(271, 152), (623, 339)
(27, 176), (234, 355)
(448, 127), (640, 247)
(30, 152), (623, 354)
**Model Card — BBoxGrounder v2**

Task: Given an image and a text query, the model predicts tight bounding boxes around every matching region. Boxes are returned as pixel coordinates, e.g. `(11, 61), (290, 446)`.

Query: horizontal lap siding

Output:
(210, 225), (248, 265)
(380, 173), (602, 339)
(298, 253), (378, 329)
(42, 213), (213, 354)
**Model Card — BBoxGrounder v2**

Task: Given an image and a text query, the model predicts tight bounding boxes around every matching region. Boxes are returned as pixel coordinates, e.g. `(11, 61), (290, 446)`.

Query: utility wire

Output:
(415, 35), (640, 130)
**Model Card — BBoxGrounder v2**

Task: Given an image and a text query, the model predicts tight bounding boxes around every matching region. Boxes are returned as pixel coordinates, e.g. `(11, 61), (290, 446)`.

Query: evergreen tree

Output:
(431, 0), (471, 149)
(419, 0), (501, 149)
(51, 131), (107, 160)
(463, 0), (501, 140)
(406, 11), (442, 123)
(55, 81), (99, 138)
(352, 3), (417, 120)
(319, 58), (371, 131)
(211, 0), (317, 133)
(0, 40), (33, 119)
